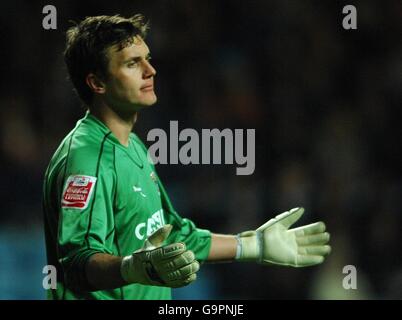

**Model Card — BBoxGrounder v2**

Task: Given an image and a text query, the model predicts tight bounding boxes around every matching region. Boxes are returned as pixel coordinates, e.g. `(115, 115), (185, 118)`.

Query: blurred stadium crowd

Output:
(0, 0), (401, 299)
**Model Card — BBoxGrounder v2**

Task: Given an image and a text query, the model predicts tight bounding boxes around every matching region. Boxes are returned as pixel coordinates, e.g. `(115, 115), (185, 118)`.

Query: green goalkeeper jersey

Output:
(43, 112), (211, 300)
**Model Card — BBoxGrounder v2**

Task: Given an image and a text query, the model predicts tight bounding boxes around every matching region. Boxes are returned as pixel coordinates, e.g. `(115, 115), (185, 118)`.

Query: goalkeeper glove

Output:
(235, 207), (331, 267)
(120, 224), (200, 287)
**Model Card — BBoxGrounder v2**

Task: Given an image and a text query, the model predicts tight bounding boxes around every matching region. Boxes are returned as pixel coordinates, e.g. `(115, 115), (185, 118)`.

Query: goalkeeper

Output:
(43, 14), (331, 300)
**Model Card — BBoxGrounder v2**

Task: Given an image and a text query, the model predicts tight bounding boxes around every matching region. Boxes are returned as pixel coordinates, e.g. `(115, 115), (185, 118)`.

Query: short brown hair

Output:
(64, 14), (149, 106)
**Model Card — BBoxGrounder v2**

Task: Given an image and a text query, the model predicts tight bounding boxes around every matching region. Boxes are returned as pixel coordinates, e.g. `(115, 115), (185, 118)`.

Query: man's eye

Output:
(127, 62), (138, 68)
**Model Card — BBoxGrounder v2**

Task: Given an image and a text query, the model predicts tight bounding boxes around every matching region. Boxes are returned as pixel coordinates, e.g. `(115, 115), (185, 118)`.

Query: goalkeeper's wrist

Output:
(120, 255), (136, 284)
(235, 231), (261, 262)
(235, 235), (242, 260)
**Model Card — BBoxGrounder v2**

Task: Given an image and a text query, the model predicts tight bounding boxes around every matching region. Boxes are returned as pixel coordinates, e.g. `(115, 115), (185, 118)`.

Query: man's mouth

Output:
(141, 84), (154, 92)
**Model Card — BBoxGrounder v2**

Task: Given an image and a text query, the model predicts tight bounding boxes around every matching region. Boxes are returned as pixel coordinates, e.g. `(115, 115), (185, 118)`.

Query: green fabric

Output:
(43, 112), (211, 300)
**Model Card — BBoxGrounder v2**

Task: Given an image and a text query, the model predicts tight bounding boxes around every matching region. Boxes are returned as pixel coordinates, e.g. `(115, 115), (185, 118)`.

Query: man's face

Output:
(102, 36), (157, 112)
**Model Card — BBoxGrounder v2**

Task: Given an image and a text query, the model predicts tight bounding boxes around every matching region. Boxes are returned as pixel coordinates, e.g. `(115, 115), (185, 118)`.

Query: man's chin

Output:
(124, 98), (156, 112)
(140, 96), (157, 108)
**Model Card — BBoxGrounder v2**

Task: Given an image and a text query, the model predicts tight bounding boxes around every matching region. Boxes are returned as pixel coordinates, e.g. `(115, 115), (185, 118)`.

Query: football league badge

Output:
(150, 171), (160, 195)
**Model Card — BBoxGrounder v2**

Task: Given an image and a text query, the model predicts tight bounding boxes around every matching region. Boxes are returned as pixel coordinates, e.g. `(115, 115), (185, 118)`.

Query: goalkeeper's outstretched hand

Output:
(236, 207), (331, 267)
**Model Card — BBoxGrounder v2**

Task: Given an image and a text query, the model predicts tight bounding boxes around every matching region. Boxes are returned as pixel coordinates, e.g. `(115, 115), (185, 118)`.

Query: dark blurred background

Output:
(0, 0), (401, 299)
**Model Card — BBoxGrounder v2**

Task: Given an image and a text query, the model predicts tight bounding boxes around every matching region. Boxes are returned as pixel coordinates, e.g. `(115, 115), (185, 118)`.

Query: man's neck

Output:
(90, 100), (138, 147)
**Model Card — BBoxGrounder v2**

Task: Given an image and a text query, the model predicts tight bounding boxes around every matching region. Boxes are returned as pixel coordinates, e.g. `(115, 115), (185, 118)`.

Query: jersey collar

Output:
(85, 111), (144, 169)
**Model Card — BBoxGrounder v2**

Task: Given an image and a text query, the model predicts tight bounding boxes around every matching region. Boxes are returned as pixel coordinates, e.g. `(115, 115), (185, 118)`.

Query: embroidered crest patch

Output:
(61, 175), (97, 209)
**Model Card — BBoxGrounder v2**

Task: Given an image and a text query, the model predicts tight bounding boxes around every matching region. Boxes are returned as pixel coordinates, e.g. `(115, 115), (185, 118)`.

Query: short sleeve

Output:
(57, 144), (116, 292)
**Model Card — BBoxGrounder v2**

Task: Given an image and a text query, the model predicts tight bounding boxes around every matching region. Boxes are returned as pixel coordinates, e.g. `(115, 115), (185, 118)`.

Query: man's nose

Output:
(143, 60), (156, 79)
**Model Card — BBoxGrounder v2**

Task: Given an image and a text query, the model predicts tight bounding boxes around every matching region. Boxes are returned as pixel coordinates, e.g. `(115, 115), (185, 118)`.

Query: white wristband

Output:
(235, 234), (242, 260)
(235, 231), (260, 261)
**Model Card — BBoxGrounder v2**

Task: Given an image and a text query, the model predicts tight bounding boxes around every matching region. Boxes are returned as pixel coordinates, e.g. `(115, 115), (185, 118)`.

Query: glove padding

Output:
(121, 224), (200, 287)
(236, 208), (331, 267)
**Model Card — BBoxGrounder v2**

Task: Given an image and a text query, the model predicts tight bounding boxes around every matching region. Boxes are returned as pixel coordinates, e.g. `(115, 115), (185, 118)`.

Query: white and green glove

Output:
(236, 207), (331, 267)
(120, 224), (200, 287)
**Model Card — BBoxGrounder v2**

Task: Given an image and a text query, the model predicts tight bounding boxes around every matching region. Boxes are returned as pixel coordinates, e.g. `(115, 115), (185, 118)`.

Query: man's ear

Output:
(86, 73), (106, 94)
